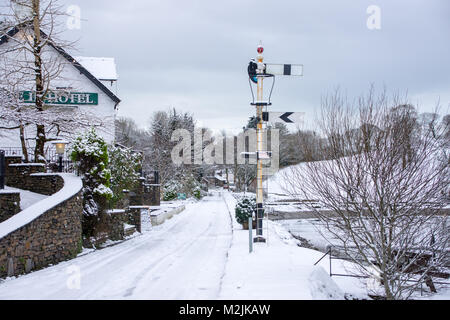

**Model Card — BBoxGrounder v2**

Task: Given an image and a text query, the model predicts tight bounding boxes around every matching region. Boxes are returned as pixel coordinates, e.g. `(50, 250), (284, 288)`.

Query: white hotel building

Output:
(0, 25), (121, 160)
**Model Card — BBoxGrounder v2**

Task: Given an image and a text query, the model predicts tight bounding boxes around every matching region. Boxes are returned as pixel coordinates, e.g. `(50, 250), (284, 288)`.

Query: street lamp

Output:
(52, 140), (68, 173)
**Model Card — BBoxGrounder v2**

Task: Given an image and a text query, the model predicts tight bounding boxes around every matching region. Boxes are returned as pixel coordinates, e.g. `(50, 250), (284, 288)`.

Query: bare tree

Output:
(115, 117), (148, 149)
(0, 85), (110, 160)
(0, 1), (112, 162)
(235, 163), (256, 192)
(0, 84), (30, 161)
(443, 114), (450, 142)
(147, 110), (176, 189)
(146, 108), (197, 190)
(0, 0), (79, 161)
(282, 88), (449, 299)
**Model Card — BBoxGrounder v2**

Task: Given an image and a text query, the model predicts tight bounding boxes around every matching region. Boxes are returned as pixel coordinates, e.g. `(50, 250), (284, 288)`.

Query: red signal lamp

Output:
(257, 46), (264, 54)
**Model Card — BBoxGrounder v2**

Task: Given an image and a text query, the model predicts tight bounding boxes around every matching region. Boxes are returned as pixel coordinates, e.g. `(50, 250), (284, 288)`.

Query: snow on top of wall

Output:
(9, 163), (45, 167)
(129, 205), (151, 209)
(75, 56), (118, 81)
(106, 209), (126, 214)
(0, 174), (83, 239)
(214, 174), (226, 181)
(0, 189), (20, 194)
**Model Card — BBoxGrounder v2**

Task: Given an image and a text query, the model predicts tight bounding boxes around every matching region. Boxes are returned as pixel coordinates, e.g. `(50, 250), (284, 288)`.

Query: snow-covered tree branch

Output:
(282, 88), (449, 300)
(0, 0), (80, 161)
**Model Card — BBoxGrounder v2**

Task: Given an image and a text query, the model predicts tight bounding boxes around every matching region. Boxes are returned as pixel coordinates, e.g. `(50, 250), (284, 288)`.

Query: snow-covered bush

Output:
(71, 128), (112, 238)
(181, 173), (203, 199)
(193, 186), (201, 200)
(235, 196), (256, 225)
(163, 173), (203, 201)
(163, 180), (182, 201)
(108, 145), (143, 207)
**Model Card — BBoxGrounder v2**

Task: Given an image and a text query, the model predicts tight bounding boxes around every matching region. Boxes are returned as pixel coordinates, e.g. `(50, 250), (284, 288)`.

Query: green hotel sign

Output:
(19, 91), (98, 106)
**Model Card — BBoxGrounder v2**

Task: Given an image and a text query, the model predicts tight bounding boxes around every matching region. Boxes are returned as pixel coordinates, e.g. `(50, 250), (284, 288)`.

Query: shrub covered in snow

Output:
(163, 173), (203, 201)
(108, 145), (143, 207)
(181, 173), (203, 200)
(163, 180), (182, 201)
(235, 196), (256, 225)
(193, 186), (201, 200)
(71, 128), (112, 238)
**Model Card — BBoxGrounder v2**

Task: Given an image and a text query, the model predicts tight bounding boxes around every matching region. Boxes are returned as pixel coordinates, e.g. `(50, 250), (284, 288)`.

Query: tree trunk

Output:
(34, 124), (46, 162)
(32, 0), (46, 163)
(19, 124), (29, 163)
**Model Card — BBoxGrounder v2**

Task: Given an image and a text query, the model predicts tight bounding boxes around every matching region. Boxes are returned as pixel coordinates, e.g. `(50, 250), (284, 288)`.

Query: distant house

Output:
(0, 25), (120, 160)
(203, 170), (232, 188)
(214, 172), (226, 187)
(211, 170), (236, 189)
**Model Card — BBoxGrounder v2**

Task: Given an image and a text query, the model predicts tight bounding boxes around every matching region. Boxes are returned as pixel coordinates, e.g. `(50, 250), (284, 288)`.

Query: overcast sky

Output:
(62, 0), (450, 133)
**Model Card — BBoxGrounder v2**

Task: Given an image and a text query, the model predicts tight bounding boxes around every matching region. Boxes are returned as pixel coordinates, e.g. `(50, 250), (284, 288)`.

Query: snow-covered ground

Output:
(267, 163), (306, 197)
(1, 190), (446, 300)
(279, 219), (338, 252)
(0, 191), (231, 299)
(219, 192), (368, 300)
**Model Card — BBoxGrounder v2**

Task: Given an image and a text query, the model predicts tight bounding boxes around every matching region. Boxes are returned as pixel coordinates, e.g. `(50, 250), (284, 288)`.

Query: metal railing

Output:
(46, 159), (78, 174)
(1, 147), (66, 162)
(0, 147), (27, 157)
(313, 245), (450, 297)
(0, 147), (77, 174)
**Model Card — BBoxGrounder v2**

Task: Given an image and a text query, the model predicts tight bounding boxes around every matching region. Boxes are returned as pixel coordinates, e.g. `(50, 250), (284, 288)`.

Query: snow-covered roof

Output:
(75, 56), (118, 81)
(0, 25), (121, 106)
(214, 174), (226, 181)
(213, 170), (234, 183)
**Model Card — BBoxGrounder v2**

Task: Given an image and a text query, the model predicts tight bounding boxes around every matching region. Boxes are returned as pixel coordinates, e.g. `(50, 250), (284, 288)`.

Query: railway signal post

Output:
(247, 43), (304, 251)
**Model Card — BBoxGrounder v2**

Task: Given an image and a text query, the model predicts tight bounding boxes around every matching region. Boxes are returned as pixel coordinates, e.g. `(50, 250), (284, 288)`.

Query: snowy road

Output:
(0, 192), (233, 300)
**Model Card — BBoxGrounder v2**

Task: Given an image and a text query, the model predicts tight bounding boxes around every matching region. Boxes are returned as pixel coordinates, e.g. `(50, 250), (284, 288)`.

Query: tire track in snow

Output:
(218, 191), (235, 297)
(0, 193), (233, 299)
(77, 200), (212, 299)
(127, 192), (233, 299)
(122, 220), (215, 298)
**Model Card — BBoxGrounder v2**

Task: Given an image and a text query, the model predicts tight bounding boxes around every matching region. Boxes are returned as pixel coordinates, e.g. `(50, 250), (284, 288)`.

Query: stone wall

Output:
(0, 192), (20, 223)
(6, 164), (46, 191)
(128, 207), (142, 233)
(4, 161), (66, 195)
(26, 174), (65, 196)
(0, 188), (83, 278)
(102, 189), (141, 242)
(0, 159), (146, 276)
(5, 162), (66, 196)
(105, 210), (127, 241)
(143, 184), (161, 206)
(105, 207), (141, 241)
(130, 179), (160, 207)
(5, 156), (22, 168)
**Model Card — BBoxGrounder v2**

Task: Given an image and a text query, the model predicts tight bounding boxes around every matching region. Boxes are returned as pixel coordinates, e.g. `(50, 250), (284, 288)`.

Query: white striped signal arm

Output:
(265, 63), (303, 76)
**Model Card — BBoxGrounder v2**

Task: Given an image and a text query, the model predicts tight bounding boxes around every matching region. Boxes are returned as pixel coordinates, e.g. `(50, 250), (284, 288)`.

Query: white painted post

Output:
(254, 43), (266, 243)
